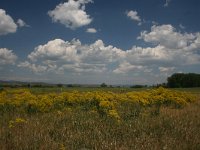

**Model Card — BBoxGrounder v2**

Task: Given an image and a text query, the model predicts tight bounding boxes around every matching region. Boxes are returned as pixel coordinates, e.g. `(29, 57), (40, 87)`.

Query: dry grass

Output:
(0, 92), (200, 150)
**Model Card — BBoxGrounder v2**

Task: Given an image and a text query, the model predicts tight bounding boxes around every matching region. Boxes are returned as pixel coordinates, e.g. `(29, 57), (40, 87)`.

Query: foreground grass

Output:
(0, 88), (200, 150)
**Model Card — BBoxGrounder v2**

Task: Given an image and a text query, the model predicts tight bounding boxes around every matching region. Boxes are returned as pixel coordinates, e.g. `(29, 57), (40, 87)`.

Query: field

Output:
(0, 87), (200, 150)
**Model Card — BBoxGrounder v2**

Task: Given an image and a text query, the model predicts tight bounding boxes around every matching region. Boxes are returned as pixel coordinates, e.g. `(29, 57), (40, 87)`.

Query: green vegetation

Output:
(167, 73), (200, 88)
(100, 83), (107, 87)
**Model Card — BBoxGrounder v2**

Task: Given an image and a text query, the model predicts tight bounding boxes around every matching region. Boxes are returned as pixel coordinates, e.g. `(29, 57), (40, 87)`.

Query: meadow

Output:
(0, 87), (200, 150)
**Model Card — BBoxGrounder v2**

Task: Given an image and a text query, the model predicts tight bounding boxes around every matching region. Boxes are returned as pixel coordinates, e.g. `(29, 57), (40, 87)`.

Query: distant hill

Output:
(0, 80), (55, 87)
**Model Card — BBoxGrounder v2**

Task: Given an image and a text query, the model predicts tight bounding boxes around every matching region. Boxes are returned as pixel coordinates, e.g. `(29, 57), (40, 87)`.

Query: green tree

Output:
(100, 83), (107, 87)
(167, 73), (200, 88)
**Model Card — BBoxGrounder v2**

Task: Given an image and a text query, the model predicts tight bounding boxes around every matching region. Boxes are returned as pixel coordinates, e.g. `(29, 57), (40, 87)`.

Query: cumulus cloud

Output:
(113, 24), (200, 73)
(19, 24), (200, 77)
(28, 38), (124, 64)
(59, 63), (106, 74)
(17, 19), (29, 27)
(0, 48), (17, 65)
(80, 39), (125, 64)
(86, 28), (97, 33)
(0, 9), (29, 35)
(22, 38), (124, 74)
(113, 62), (144, 74)
(138, 24), (196, 49)
(136, 24), (200, 67)
(113, 45), (173, 74)
(126, 10), (142, 25)
(186, 33), (200, 52)
(18, 61), (47, 73)
(28, 39), (81, 62)
(48, 0), (93, 29)
(126, 45), (169, 63)
(0, 9), (17, 35)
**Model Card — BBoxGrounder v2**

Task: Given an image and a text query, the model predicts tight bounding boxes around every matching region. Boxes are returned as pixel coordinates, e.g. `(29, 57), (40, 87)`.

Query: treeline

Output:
(130, 85), (148, 88)
(167, 73), (200, 88)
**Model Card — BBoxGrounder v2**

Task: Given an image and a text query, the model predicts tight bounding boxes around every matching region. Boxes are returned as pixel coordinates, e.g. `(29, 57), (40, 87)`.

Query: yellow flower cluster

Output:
(124, 87), (196, 107)
(0, 87), (196, 121)
(9, 118), (27, 128)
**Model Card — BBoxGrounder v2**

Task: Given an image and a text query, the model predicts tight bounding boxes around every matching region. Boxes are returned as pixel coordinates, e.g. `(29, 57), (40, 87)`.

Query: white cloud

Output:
(0, 9), (17, 35)
(0, 48), (17, 65)
(113, 62), (144, 74)
(80, 39), (125, 64)
(127, 10), (141, 22)
(138, 24), (196, 49)
(126, 45), (168, 62)
(59, 63), (106, 73)
(28, 38), (81, 62)
(17, 19), (29, 27)
(24, 38), (125, 74)
(28, 38), (124, 64)
(48, 0), (93, 29)
(20, 24), (200, 78)
(86, 28), (97, 33)
(136, 24), (200, 67)
(186, 33), (200, 52)
(26, 39), (163, 74)
(112, 24), (200, 74)
(164, 0), (171, 7)
(0, 9), (28, 35)
(126, 10), (142, 25)
(18, 61), (47, 73)
(159, 67), (175, 72)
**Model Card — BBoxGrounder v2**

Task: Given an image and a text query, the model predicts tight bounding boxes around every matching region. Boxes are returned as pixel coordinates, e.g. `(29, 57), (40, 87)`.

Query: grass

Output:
(0, 87), (200, 150)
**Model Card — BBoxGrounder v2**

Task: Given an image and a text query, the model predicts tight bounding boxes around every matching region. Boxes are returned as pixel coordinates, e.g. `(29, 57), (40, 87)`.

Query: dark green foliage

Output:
(0, 86), (3, 91)
(167, 73), (200, 88)
(100, 83), (107, 87)
(131, 85), (148, 88)
(57, 84), (63, 88)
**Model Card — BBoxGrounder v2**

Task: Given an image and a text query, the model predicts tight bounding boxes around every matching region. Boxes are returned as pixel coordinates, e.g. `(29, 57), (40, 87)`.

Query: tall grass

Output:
(0, 88), (199, 150)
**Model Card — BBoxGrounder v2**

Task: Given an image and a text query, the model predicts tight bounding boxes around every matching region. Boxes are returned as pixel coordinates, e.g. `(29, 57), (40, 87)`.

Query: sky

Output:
(0, 0), (200, 85)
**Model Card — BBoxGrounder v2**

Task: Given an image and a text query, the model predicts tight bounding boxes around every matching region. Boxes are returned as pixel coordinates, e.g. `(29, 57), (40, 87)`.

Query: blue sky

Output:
(0, 0), (200, 85)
